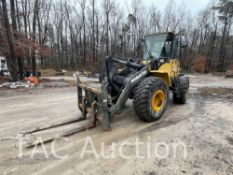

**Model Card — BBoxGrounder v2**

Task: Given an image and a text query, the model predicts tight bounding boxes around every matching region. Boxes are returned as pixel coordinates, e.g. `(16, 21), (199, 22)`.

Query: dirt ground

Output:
(0, 74), (233, 175)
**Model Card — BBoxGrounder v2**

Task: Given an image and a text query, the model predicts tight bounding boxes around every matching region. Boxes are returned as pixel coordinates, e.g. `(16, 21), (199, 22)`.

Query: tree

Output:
(32, 0), (40, 76)
(91, 0), (95, 63)
(79, 0), (87, 66)
(214, 0), (233, 71)
(103, 0), (115, 55)
(1, 0), (18, 81)
(10, 0), (24, 79)
(205, 8), (219, 72)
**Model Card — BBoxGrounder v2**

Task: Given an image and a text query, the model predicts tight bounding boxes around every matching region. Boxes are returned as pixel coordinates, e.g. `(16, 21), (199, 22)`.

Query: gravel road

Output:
(0, 74), (233, 175)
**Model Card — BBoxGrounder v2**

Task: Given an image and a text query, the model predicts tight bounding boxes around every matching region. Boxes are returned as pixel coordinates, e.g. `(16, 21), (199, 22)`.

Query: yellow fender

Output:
(150, 59), (180, 87)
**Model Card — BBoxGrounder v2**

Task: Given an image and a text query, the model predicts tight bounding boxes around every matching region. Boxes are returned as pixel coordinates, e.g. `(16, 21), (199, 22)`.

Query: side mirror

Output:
(180, 35), (188, 48)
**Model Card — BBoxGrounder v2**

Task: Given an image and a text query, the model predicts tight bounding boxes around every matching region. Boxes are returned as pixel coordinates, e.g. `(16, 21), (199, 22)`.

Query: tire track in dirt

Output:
(0, 118), (50, 138)
(0, 119), (26, 128)
(0, 99), (76, 115)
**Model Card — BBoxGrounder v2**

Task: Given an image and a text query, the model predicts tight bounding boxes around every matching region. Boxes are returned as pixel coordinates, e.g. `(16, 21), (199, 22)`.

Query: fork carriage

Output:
(77, 78), (111, 130)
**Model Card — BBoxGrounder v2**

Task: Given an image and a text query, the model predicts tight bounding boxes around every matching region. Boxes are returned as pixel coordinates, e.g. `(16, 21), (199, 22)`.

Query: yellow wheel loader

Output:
(77, 32), (189, 131)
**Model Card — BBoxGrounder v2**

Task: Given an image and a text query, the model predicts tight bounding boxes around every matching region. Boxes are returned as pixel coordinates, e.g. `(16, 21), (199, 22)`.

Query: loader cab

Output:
(143, 32), (187, 61)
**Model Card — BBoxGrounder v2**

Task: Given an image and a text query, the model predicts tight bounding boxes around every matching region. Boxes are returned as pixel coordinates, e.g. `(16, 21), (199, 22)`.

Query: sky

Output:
(121, 0), (216, 15)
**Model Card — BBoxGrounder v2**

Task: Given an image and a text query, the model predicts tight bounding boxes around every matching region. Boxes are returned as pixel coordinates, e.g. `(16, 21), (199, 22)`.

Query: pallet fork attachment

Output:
(77, 77), (111, 131)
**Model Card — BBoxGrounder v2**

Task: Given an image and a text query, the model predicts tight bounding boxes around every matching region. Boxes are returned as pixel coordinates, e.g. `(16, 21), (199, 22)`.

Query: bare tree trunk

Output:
(218, 18), (227, 72)
(92, 0), (95, 65)
(95, 13), (99, 63)
(2, 0), (18, 81)
(10, 0), (24, 79)
(10, 0), (17, 30)
(65, 3), (75, 69)
(15, 0), (21, 32)
(21, 0), (28, 37)
(106, 12), (109, 55)
(37, 13), (43, 68)
(206, 27), (217, 72)
(32, 0), (39, 76)
(79, 0), (87, 67)
(83, 10), (86, 66)
(65, 20), (69, 67)
(27, 0), (31, 37)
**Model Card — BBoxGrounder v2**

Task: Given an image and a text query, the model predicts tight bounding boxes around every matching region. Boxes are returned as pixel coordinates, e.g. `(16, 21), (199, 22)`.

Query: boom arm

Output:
(103, 57), (151, 115)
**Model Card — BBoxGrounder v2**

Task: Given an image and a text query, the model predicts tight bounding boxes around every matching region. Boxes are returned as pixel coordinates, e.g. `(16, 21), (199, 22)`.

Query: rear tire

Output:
(133, 77), (169, 122)
(173, 75), (189, 104)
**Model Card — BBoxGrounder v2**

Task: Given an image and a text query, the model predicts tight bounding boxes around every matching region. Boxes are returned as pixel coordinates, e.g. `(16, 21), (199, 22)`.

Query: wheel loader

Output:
(77, 32), (189, 131)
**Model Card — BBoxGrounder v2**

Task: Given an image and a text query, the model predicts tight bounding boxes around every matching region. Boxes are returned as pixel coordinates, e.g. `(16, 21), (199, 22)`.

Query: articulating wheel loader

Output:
(77, 32), (189, 131)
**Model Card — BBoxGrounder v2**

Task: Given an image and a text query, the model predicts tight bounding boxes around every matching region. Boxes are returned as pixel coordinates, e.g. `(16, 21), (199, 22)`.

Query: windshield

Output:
(144, 33), (168, 59)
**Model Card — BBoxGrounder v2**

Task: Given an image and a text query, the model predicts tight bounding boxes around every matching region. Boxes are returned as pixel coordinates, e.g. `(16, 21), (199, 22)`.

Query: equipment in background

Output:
(0, 56), (9, 76)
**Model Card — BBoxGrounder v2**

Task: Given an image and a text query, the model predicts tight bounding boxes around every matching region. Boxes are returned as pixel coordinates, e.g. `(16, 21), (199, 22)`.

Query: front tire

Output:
(133, 77), (169, 122)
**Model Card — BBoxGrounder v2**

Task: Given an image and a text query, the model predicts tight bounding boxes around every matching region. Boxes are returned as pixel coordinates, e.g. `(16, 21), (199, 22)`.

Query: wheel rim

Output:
(151, 90), (165, 112)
